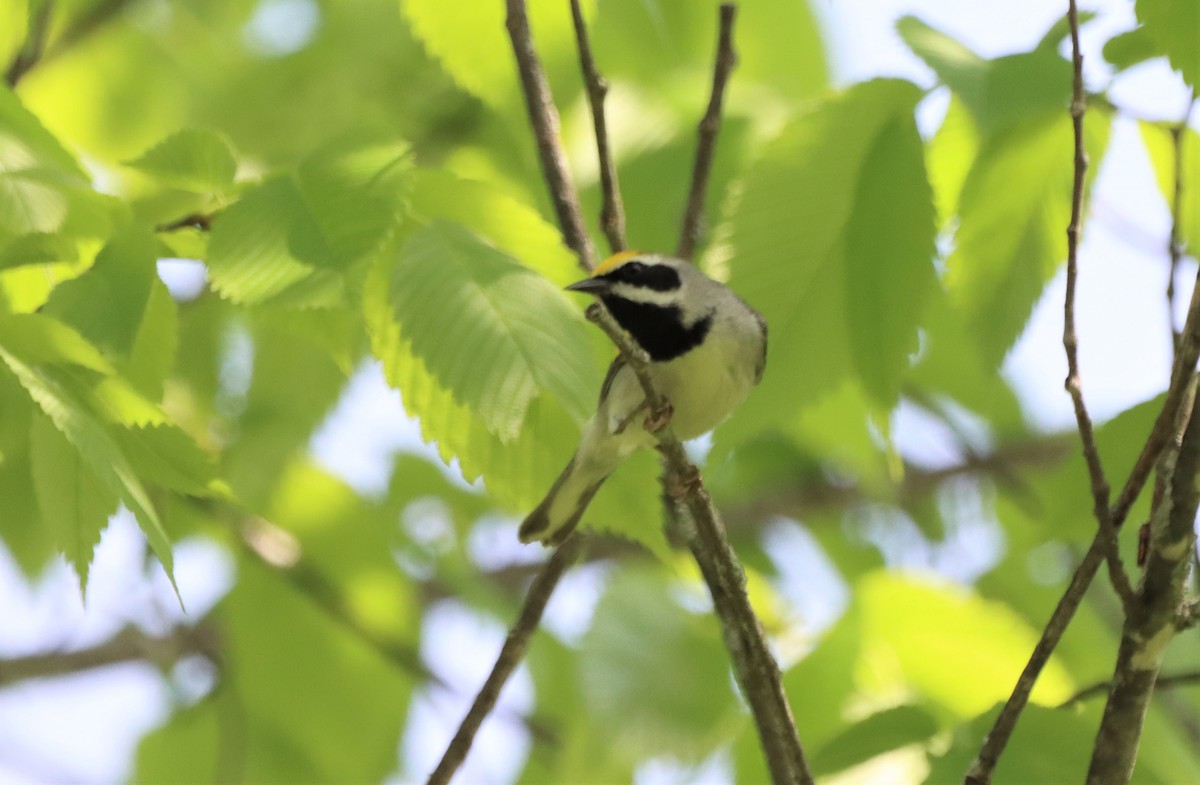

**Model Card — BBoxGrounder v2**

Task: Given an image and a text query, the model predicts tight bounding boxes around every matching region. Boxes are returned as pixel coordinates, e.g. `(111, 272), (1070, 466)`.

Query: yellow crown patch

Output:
(593, 250), (644, 276)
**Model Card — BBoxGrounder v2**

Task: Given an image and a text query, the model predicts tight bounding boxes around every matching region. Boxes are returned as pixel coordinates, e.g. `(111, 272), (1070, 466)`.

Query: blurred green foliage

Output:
(0, 0), (1197, 783)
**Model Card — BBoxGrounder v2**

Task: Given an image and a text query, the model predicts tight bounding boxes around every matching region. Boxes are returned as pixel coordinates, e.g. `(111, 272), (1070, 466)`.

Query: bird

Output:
(519, 250), (767, 546)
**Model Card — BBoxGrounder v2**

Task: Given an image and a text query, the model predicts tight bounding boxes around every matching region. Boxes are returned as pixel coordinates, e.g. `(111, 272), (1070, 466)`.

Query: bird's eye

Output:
(623, 261), (645, 277)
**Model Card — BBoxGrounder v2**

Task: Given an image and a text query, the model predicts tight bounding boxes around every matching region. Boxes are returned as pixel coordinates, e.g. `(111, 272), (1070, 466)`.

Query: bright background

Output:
(0, 1), (1194, 783)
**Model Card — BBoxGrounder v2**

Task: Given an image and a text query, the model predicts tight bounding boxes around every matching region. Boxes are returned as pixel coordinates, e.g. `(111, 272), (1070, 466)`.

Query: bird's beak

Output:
(564, 277), (610, 296)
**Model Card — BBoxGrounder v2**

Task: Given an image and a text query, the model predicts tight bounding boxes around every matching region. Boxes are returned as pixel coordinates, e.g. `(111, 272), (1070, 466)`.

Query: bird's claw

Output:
(663, 462), (701, 502)
(644, 401), (674, 433)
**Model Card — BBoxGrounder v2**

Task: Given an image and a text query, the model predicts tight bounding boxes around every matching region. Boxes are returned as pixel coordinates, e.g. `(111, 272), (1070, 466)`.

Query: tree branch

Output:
(676, 3), (737, 261)
(966, 6), (1144, 782)
(1059, 671), (1200, 708)
(1057, 0), (1136, 615)
(505, 0), (596, 271)
(0, 623), (220, 685)
(1086, 376), (1200, 785)
(1167, 95), (1195, 352)
(569, 0), (626, 254)
(585, 303), (812, 785)
(425, 535), (582, 785)
(155, 212), (216, 233)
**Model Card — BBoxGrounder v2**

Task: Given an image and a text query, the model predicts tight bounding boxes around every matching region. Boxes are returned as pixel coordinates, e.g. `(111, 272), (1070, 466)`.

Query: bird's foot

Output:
(663, 461), (701, 502)
(644, 401), (674, 433)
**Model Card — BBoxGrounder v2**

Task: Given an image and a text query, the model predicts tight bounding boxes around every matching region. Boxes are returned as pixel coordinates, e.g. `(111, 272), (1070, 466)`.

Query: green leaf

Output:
(401, 0), (591, 112)
(1136, 0), (1198, 89)
(0, 312), (113, 372)
(206, 136), (409, 306)
(0, 344), (176, 595)
(221, 558), (414, 782)
(0, 85), (88, 180)
(119, 276), (178, 400)
(0, 231), (84, 271)
(295, 134), (411, 264)
(406, 168), (580, 288)
(0, 369), (56, 576)
(857, 572), (1074, 719)
(897, 16), (1071, 137)
(115, 423), (217, 498)
(222, 315), (349, 508)
(1103, 27), (1162, 73)
(580, 568), (741, 763)
(30, 411), (118, 592)
(125, 128), (238, 194)
(927, 704), (1103, 784)
(1141, 122), (1199, 252)
(42, 224), (158, 358)
(723, 78), (936, 437)
(945, 111), (1111, 366)
(364, 206), (661, 549)
(811, 704), (939, 777)
(206, 176), (342, 305)
(926, 97), (980, 228)
(388, 220), (597, 440)
(0, 1), (28, 70)
(592, 0), (827, 106)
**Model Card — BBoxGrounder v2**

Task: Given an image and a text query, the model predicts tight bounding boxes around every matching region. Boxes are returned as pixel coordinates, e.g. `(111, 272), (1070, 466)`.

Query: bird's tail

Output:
(518, 454), (611, 546)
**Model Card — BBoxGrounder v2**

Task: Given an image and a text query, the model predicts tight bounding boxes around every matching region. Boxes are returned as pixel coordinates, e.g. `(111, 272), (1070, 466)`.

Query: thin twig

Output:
(1058, 671), (1200, 708)
(569, 0), (626, 254)
(1059, 0), (1137, 617)
(676, 3), (737, 261)
(505, 0), (596, 271)
(1167, 95), (1194, 352)
(0, 623), (220, 685)
(966, 6), (1137, 782)
(155, 212), (216, 233)
(425, 535), (582, 785)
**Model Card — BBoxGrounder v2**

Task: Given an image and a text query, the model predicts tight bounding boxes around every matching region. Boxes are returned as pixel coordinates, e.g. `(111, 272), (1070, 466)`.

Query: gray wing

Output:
(753, 311), (768, 383)
(598, 354), (627, 405)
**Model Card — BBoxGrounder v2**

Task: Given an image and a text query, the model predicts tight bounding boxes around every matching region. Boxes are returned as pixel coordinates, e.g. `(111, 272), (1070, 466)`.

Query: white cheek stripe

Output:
(608, 282), (679, 307)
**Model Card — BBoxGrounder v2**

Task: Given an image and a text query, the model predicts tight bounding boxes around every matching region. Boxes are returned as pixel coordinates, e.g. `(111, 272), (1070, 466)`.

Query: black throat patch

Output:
(601, 296), (713, 362)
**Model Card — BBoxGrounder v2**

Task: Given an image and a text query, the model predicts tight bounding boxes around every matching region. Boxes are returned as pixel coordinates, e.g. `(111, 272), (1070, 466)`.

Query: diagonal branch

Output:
(1086, 376), (1200, 785)
(676, 3), (737, 261)
(1058, 0), (1136, 615)
(966, 5), (1141, 782)
(425, 535), (582, 785)
(1058, 670), (1200, 708)
(0, 622), (220, 685)
(585, 303), (812, 785)
(569, 0), (626, 254)
(505, 0), (596, 271)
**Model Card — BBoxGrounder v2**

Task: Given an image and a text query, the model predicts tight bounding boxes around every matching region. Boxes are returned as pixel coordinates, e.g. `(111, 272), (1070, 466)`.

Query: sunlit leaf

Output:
(810, 704), (939, 777)
(897, 16), (1071, 137)
(42, 224), (157, 358)
(1136, 0), (1198, 89)
(857, 572), (1074, 719)
(30, 411), (118, 592)
(1141, 122), (1199, 251)
(206, 135), (410, 306)
(945, 112), (1111, 366)
(401, 0), (592, 112)
(1103, 26), (1162, 73)
(722, 78), (936, 441)
(388, 220), (596, 440)
(125, 128), (238, 194)
(0, 345), (176, 594)
(580, 568), (740, 762)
